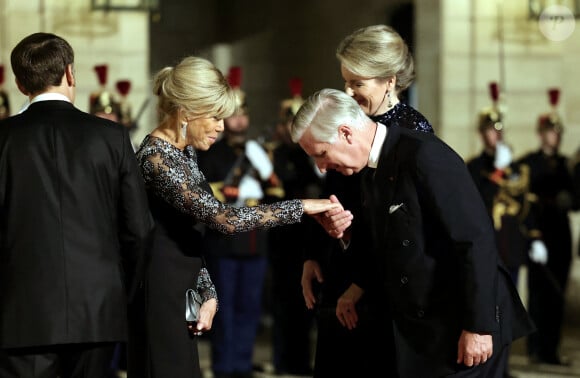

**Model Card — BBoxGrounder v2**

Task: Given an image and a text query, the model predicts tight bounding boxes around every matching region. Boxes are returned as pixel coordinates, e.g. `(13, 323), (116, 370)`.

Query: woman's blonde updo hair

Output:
(152, 56), (237, 121)
(336, 24), (415, 92)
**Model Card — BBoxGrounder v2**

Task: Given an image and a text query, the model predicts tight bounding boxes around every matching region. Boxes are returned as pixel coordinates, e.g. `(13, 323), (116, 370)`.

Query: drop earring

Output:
(181, 121), (188, 139)
(386, 91), (393, 108)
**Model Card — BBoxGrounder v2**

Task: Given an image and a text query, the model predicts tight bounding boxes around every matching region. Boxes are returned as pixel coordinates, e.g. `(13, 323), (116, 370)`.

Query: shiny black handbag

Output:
(185, 288), (203, 336)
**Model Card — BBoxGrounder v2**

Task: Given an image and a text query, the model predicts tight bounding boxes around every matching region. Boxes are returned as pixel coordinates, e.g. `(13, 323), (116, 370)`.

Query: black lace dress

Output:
(370, 102), (434, 134)
(133, 135), (304, 378)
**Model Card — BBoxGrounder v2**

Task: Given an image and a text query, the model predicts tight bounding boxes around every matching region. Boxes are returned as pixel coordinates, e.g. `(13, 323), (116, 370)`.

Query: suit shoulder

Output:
(465, 153), (482, 166)
(76, 112), (129, 137)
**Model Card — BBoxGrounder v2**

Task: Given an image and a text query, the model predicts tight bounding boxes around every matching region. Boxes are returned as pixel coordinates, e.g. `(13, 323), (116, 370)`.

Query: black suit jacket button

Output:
(417, 310), (425, 318)
(402, 239), (410, 247)
(400, 276), (408, 285)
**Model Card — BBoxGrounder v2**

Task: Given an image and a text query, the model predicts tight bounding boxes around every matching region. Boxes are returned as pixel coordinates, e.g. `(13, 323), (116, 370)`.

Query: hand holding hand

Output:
(310, 195), (353, 238)
(529, 240), (548, 265)
(301, 260), (324, 310)
(457, 330), (493, 367)
(301, 198), (344, 215)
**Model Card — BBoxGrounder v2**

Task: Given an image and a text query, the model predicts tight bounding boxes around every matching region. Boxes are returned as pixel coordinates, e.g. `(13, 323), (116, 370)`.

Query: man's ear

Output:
(15, 79), (29, 96)
(65, 64), (75, 87)
(339, 125), (353, 143)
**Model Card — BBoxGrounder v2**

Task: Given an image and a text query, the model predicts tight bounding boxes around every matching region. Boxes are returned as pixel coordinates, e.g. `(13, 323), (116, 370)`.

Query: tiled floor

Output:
(198, 257), (580, 378)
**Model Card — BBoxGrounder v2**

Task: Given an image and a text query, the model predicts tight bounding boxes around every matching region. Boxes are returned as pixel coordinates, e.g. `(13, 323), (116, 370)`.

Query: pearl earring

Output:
(181, 121), (188, 139)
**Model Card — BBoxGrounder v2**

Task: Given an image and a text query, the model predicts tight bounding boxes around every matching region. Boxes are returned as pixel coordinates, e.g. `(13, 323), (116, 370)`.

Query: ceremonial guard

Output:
(268, 77), (321, 376)
(89, 64), (121, 122)
(115, 79), (133, 130)
(0, 64), (10, 120)
(517, 88), (576, 366)
(466, 82), (546, 285)
(196, 66), (284, 378)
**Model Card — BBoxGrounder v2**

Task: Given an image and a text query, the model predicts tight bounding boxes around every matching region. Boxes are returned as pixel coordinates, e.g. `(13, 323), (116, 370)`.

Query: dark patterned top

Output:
(371, 102), (434, 134)
(136, 135), (304, 304)
(136, 135), (304, 235)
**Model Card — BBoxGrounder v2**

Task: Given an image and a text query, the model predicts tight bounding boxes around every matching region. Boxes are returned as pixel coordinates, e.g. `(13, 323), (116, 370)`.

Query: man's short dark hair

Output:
(10, 32), (74, 95)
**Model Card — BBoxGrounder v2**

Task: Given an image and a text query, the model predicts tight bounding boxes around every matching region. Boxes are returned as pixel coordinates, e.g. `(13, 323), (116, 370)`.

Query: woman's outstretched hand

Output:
(301, 198), (343, 214)
(303, 195), (353, 238)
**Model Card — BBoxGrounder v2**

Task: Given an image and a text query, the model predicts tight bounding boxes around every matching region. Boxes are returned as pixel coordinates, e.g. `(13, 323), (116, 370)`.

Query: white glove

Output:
(494, 141), (512, 170)
(245, 140), (273, 180)
(529, 240), (548, 265)
(236, 175), (263, 205)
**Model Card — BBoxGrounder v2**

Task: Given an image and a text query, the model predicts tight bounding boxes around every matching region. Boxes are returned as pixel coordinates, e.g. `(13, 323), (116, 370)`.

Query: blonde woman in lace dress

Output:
(131, 56), (344, 378)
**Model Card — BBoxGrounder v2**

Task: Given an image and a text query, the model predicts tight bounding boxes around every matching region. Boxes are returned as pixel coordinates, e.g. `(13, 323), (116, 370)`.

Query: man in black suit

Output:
(290, 88), (535, 378)
(0, 32), (154, 378)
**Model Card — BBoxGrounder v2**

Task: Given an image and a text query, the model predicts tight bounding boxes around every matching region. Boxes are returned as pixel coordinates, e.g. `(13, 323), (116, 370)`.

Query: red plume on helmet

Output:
(548, 88), (560, 107)
(289, 77), (303, 98)
(227, 66), (247, 115)
(94, 65), (108, 86)
(228, 66), (242, 89)
(115, 80), (133, 127)
(116, 80), (131, 97)
(538, 88), (563, 133)
(489, 82), (499, 103)
(90, 64), (120, 118)
(280, 77), (305, 120)
(478, 81), (503, 132)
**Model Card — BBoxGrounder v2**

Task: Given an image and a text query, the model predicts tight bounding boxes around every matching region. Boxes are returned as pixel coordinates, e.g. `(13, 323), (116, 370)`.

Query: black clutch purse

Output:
(185, 288), (203, 336)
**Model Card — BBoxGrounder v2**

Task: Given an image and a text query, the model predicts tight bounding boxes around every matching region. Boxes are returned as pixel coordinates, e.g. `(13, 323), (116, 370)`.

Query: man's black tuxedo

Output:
(356, 125), (534, 377)
(0, 100), (154, 349)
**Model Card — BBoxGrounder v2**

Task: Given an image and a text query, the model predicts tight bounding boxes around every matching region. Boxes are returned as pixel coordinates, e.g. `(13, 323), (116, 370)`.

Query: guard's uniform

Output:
(89, 64), (121, 122)
(516, 88), (576, 365)
(197, 67), (283, 378)
(466, 82), (542, 285)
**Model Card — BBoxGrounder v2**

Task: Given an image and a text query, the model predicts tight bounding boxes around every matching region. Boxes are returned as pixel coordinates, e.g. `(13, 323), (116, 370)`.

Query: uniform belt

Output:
(244, 199), (261, 207)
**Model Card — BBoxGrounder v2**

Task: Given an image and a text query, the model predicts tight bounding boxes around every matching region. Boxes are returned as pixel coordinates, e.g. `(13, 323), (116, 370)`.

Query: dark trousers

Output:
(208, 256), (268, 375)
(270, 257), (314, 375)
(313, 304), (398, 378)
(394, 323), (509, 378)
(0, 342), (116, 378)
(526, 260), (569, 360)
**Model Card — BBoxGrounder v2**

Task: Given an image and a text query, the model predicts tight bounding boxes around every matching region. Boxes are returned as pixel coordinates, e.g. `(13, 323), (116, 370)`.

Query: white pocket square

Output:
(389, 203), (404, 214)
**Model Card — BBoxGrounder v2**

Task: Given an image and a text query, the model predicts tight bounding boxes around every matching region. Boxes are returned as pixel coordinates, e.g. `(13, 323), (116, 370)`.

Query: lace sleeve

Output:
(140, 147), (303, 234)
(197, 267), (218, 308)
